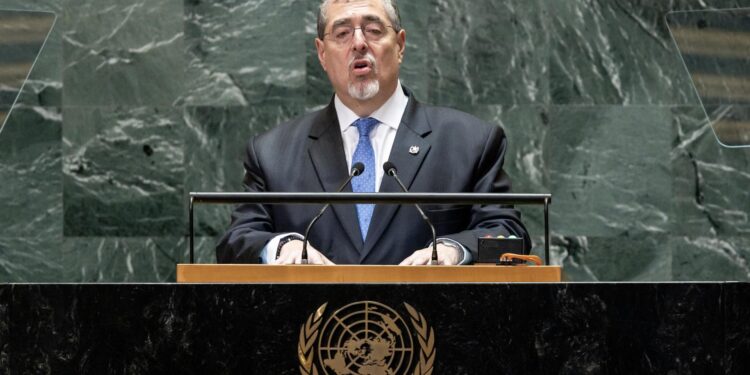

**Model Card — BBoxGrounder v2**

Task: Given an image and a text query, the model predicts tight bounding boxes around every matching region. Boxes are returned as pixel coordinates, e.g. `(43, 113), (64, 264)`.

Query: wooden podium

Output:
(176, 264), (562, 283)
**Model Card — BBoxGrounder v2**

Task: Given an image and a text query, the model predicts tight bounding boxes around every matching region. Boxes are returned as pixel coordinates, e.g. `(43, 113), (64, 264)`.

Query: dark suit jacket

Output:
(216, 87), (530, 264)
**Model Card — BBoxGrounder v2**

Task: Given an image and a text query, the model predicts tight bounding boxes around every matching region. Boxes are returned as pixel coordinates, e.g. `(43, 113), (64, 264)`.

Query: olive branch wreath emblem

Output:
(298, 302), (435, 375)
(298, 302), (327, 375)
(404, 302), (436, 375)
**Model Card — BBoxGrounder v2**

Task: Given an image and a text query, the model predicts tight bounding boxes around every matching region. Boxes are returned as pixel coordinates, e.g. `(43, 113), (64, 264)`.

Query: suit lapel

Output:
(307, 104), (364, 250)
(360, 95), (432, 261)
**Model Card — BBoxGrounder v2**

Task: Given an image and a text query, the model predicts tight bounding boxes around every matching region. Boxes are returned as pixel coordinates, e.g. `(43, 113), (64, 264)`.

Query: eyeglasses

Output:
(324, 22), (396, 46)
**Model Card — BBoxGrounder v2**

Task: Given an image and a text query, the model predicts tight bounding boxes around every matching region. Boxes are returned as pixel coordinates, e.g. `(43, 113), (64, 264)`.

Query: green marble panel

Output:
(672, 236), (750, 281)
(546, 106), (672, 236)
(62, 237), (183, 282)
(62, 107), (184, 236)
(470, 105), (549, 236)
(184, 104), (303, 237)
(0, 106), (62, 238)
(181, 0), (306, 106)
(184, 236), (221, 265)
(61, 0), (184, 106)
(304, 0), (333, 108)
(552, 235), (671, 281)
(392, 0), (429, 104)
(0, 0), (748, 281)
(671, 106), (750, 236)
(427, 0), (548, 108)
(549, 0), (711, 105)
(0, 236), (64, 282)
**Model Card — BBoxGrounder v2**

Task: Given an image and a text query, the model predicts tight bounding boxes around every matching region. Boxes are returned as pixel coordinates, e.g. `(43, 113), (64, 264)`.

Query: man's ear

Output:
(315, 38), (327, 71)
(397, 29), (406, 63)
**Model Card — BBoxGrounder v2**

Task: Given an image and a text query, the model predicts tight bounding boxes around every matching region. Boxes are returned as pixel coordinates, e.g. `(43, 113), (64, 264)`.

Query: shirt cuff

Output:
(261, 232), (304, 264)
(435, 237), (473, 265)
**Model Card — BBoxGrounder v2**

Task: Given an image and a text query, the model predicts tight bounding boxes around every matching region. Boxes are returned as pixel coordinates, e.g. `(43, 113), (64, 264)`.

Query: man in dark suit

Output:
(216, 0), (529, 265)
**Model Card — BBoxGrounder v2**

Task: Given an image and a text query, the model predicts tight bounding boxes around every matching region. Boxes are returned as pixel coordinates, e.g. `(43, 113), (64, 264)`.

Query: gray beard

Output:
(348, 79), (379, 100)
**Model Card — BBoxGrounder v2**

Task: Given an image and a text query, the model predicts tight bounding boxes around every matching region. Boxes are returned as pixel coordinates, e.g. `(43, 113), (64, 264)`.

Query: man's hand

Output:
(274, 240), (335, 265)
(399, 243), (462, 265)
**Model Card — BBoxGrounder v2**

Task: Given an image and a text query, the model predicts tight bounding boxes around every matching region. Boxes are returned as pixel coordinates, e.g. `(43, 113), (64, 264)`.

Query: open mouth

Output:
(351, 59), (373, 75)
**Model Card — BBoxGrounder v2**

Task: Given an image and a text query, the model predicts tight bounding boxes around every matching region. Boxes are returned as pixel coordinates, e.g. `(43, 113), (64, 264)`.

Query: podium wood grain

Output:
(176, 264), (562, 283)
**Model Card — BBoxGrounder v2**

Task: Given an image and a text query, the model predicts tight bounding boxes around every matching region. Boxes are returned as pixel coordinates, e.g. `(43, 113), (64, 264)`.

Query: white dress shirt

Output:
(335, 81), (407, 191)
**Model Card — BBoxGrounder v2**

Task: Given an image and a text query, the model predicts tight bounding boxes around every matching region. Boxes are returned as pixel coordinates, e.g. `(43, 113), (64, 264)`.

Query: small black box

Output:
(476, 238), (526, 263)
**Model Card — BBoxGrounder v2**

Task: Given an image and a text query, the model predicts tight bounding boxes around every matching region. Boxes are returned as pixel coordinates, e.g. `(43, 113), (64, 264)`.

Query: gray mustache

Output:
(349, 54), (376, 69)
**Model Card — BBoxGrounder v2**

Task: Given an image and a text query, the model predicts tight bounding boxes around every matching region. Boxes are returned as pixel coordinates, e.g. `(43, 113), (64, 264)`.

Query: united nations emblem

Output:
(298, 301), (435, 375)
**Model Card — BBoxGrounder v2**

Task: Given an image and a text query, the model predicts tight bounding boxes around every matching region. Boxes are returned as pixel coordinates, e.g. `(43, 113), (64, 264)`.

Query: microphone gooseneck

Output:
(382, 161), (439, 265)
(301, 163), (364, 264)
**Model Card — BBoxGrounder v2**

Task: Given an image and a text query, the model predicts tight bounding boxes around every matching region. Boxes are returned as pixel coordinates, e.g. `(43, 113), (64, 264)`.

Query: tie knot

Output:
(353, 117), (379, 138)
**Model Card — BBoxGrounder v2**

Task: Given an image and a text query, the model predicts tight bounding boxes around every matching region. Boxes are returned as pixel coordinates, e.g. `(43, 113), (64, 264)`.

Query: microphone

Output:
(301, 162), (364, 264)
(382, 161), (439, 265)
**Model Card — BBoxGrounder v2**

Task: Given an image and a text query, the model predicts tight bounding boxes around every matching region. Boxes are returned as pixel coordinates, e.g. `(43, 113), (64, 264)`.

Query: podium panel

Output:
(176, 264), (562, 283)
(2, 283), (747, 374)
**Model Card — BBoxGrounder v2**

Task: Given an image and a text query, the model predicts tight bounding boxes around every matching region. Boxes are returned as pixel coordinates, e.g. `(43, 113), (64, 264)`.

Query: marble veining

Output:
(62, 0), (184, 105)
(0, 0), (747, 281)
(62, 107), (185, 237)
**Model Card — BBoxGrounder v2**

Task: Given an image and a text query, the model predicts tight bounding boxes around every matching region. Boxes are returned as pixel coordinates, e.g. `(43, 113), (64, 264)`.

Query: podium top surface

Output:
(176, 264), (562, 283)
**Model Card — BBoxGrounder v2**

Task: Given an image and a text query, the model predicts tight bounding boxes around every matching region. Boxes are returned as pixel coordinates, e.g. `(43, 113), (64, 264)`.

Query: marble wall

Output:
(1, 0), (749, 282)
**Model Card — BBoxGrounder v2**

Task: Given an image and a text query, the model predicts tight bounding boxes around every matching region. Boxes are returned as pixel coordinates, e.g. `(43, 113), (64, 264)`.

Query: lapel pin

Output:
(409, 145), (420, 155)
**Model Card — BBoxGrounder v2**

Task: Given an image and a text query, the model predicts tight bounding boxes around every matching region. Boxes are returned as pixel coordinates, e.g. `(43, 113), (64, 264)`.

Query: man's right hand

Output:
(274, 240), (335, 265)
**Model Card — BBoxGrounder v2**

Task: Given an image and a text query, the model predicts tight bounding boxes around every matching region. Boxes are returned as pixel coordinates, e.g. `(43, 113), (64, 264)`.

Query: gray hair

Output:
(317, 0), (402, 39)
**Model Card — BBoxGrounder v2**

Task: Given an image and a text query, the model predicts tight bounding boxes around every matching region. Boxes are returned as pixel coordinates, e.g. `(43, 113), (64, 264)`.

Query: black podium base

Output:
(1, 283), (748, 374)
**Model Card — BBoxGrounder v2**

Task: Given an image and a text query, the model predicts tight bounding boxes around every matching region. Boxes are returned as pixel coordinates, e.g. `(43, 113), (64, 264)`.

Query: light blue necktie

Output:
(351, 117), (379, 240)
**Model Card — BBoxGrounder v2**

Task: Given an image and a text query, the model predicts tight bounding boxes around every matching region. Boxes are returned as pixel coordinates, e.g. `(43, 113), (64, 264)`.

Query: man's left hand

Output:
(399, 243), (462, 265)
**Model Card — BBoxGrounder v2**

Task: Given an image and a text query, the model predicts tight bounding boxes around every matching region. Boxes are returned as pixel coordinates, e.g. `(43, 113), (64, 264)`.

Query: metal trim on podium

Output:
(181, 192), (559, 283)
(188, 192), (552, 263)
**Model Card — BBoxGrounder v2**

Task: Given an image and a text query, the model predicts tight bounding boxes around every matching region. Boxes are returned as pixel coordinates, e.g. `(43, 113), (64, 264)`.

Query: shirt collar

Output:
(335, 81), (408, 132)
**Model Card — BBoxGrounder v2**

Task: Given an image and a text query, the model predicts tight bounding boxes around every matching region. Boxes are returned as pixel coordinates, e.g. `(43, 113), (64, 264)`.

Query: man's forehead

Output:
(327, 0), (376, 6)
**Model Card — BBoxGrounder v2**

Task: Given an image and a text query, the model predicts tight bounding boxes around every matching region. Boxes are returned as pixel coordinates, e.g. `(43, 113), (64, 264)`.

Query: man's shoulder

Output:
(253, 106), (330, 144)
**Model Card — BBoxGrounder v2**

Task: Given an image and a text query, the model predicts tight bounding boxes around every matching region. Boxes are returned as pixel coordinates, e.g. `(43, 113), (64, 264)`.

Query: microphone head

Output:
(383, 161), (397, 176)
(351, 162), (365, 176)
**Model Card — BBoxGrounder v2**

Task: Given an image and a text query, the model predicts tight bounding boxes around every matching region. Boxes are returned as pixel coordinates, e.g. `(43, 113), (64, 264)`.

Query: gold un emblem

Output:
(298, 301), (436, 375)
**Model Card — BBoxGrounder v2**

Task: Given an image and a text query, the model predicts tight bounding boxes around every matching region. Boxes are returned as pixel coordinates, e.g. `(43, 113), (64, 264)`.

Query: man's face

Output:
(315, 0), (406, 103)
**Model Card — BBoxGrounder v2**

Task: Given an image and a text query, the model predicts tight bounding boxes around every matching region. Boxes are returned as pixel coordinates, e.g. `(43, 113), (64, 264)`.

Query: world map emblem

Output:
(298, 301), (435, 375)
